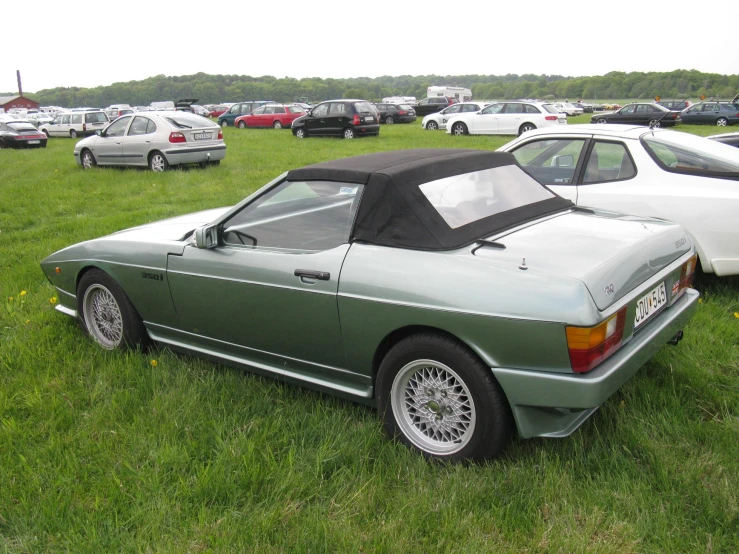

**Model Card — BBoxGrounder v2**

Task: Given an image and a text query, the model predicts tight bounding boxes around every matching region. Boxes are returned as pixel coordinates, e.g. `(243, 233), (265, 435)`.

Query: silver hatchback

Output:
(73, 112), (226, 171)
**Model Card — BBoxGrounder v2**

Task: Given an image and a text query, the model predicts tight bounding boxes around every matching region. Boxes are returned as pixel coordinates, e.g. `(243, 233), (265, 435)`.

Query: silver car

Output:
(73, 112), (226, 171)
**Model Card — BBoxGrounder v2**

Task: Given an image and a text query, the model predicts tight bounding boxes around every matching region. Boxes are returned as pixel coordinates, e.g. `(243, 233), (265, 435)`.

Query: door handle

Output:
(294, 269), (330, 281)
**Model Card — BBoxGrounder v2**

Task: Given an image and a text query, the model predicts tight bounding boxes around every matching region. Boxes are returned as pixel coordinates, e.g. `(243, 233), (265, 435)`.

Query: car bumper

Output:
(397, 116), (417, 123)
(355, 124), (380, 135)
(163, 144), (227, 165)
(492, 287), (699, 439)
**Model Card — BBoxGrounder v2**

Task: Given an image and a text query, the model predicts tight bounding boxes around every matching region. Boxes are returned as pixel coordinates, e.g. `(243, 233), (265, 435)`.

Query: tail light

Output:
(566, 307), (627, 373)
(398, 110), (407, 115)
(217, 130), (223, 140)
(672, 114), (677, 119)
(169, 132), (186, 143)
(673, 255), (697, 299)
(83, 124), (87, 131)
(545, 116), (558, 121)
(353, 114), (361, 125)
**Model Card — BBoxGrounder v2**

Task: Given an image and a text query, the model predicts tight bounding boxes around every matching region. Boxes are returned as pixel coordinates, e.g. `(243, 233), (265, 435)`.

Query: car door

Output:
(499, 103), (524, 134)
(166, 179), (364, 378)
(93, 116), (131, 164)
(471, 103), (502, 133)
(121, 116), (155, 165)
(700, 103), (720, 124)
(326, 102), (350, 135)
(438, 103), (461, 127)
(305, 102), (329, 135)
(249, 106), (268, 127)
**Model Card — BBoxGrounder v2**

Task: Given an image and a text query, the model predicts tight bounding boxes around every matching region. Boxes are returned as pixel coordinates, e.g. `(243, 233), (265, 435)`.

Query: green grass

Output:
(1, 122), (738, 553)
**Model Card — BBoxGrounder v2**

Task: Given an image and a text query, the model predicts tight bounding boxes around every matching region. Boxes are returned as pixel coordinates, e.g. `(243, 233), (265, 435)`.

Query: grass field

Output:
(1, 117), (738, 553)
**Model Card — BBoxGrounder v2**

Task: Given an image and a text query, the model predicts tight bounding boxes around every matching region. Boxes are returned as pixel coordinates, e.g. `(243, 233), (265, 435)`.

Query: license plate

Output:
(193, 133), (212, 140)
(365, 116), (374, 122)
(27, 140), (40, 144)
(634, 282), (667, 329)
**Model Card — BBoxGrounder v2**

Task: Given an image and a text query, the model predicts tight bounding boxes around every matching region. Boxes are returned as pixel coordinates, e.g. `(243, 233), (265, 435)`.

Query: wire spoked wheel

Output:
(391, 359), (476, 455)
(82, 284), (124, 349)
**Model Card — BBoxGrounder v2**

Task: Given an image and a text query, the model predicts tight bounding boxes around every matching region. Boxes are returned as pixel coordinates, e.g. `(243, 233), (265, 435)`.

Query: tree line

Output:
(11, 70), (739, 108)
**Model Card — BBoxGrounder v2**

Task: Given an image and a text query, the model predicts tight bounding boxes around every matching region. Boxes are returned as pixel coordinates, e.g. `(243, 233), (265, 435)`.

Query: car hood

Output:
(107, 207), (231, 242)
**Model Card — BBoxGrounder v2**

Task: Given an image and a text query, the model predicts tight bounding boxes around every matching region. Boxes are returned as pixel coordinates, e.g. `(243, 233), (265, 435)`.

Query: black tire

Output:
(648, 119), (660, 128)
(81, 149), (97, 169)
(210, 159), (221, 166)
(70, 129), (78, 139)
(519, 123), (537, 135)
(426, 121), (438, 131)
(77, 269), (147, 350)
(238, 120), (246, 129)
(294, 127), (306, 139)
(376, 333), (513, 462)
(149, 151), (169, 172)
(273, 120), (283, 129)
(43, 129), (50, 137)
(343, 127), (355, 139)
(451, 122), (467, 136)
(386, 116), (394, 125)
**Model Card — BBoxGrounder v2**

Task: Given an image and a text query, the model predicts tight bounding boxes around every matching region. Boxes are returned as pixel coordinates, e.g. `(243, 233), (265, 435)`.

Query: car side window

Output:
(264, 107), (275, 114)
(127, 117), (151, 136)
(524, 104), (540, 114)
(53, 116), (62, 124)
(71, 114), (83, 124)
(105, 117), (131, 137)
(62, 115), (70, 124)
(463, 104), (479, 112)
(146, 119), (157, 134)
(222, 180), (364, 252)
(229, 105), (240, 114)
(582, 141), (636, 184)
(482, 104), (503, 115)
(511, 139), (586, 186)
(273, 106), (286, 114)
(503, 104), (524, 114)
(620, 105), (636, 114)
(445, 105), (462, 114)
(312, 104), (329, 117)
(329, 103), (347, 115)
(704, 103), (718, 111)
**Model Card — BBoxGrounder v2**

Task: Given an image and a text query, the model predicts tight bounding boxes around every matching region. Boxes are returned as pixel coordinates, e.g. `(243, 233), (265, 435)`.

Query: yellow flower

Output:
(698, 298), (703, 304)
(8, 297), (13, 302)
(150, 360), (158, 367)
(20, 290), (27, 296)
(49, 297), (57, 304)
(735, 312), (739, 319)
(25, 320), (30, 324)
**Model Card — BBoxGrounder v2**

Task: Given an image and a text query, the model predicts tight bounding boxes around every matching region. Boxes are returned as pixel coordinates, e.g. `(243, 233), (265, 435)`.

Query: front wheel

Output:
(451, 122), (467, 136)
(343, 127), (355, 139)
(149, 151), (169, 172)
(294, 127), (306, 139)
(717, 117), (728, 126)
(596, 118), (607, 124)
(648, 119), (661, 128)
(426, 121), (438, 131)
(377, 334), (513, 462)
(273, 120), (283, 129)
(238, 120), (246, 129)
(81, 149), (97, 169)
(77, 269), (147, 350)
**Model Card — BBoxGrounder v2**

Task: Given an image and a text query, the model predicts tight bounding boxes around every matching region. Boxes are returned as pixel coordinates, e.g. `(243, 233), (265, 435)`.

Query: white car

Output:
(40, 110), (110, 138)
(422, 102), (487, 130)
(553, 102), (584, 116)
(446, 101), (567, 137)
(499, 124), (739, 276)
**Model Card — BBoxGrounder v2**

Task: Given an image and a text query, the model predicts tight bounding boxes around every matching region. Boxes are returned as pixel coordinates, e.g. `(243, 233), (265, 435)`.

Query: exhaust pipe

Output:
(667, 329), (684, 346)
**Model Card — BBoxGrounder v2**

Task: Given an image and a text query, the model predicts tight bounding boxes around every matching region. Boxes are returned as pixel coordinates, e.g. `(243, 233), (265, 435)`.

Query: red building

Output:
(0, 95), (39, 112)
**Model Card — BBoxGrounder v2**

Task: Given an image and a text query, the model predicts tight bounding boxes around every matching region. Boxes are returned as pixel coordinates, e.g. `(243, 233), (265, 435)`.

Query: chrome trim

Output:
(55, 304), (77, 318)
(166, 270), (335, 295)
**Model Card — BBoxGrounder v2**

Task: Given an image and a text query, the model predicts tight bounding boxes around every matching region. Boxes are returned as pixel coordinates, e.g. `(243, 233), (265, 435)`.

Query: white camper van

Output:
(427, 86), (472, 102)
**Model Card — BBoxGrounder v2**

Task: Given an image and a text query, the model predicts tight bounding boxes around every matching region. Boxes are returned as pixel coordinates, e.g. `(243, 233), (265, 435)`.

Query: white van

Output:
(427, 86), (472, 102)
(105, 104), (133, 120)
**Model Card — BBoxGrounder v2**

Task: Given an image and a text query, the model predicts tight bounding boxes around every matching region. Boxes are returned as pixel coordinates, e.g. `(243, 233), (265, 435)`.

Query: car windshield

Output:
(419, 166), (555, 229)
(541, 104), (559, 114)
(642, 132), (739, 176)
(163, 113), (215, 129)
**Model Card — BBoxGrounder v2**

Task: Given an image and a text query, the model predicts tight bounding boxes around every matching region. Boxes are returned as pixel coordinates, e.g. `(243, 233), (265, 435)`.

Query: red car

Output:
(234, 104), (306, 129)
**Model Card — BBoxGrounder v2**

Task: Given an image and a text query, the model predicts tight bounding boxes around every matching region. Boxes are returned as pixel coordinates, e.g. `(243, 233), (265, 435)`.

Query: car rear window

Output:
(642, 132), (739, 176)
(7, 122), (37, 131)
(163, 113), (216, 128)
(419, 166), (555, 229)
(353, 102), (374, 114)
(85, 112), (108, 123)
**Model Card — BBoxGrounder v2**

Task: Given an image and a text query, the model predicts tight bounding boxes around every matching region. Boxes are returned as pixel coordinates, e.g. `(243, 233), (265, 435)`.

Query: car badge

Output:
(604, 283), (615, 295)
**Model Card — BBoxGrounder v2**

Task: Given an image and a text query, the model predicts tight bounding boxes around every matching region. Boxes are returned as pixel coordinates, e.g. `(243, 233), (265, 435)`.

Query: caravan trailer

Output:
(427, 86), (472, 102)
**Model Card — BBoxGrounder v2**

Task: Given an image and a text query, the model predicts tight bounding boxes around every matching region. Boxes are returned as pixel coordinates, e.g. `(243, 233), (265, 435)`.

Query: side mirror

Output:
(195, 224), (218, 249)
(96, 130), (102, 136)
(553, 154), (574, 167)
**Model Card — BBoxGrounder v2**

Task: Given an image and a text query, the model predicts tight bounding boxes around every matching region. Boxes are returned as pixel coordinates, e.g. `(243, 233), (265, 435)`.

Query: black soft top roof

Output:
(287, 149), (573, 250)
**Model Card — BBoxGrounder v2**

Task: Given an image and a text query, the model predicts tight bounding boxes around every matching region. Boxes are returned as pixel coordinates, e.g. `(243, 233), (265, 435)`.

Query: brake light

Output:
(566, 306), (627, 373)
(673, 255), (698, 299)
(545, 116), (558, 121)
(217, 130), (223, 140)
(169, 132), (186, 143)
(398, 110), (407, 115)
(353, 114), (361, 125)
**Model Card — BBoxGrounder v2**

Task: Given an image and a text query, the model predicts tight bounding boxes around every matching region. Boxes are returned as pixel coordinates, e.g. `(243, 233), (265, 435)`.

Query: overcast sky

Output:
(3, 0), (737, 94)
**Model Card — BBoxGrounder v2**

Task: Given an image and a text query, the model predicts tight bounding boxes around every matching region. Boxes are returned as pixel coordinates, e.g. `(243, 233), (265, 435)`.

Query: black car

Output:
(0, 120), (48, 148)
(373, 103), (417, 124)
(708, 132), (739, 148)
(291, 100), (379, 139)
(413, 97), (457, 117)
(591, 103), (681, 127)
(572, 102), (593, 113)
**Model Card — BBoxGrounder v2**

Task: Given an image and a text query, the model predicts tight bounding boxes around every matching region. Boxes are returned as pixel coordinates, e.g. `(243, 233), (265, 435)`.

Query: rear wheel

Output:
(81, 149), (97, 169)
(149, 151), (169, 172)
(717, 117), (728, 126)
(295, 128), (306, 139)
(77, 269), (147, 351)
(238, 120), (246, 129)
(343, 127), (355, 139)
(70, 129), (78, 138)
(377, 334), (513, 462)
(451, 122), (467, 136)
(519, 123), (537, 135)
(273, 120), (283, 129)
(386, 116), (394, 124)
(426, 121), (438, 131)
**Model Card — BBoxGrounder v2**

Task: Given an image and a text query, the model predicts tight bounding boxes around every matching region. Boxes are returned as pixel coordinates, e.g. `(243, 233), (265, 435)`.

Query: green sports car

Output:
(41, 149), (699, 461)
